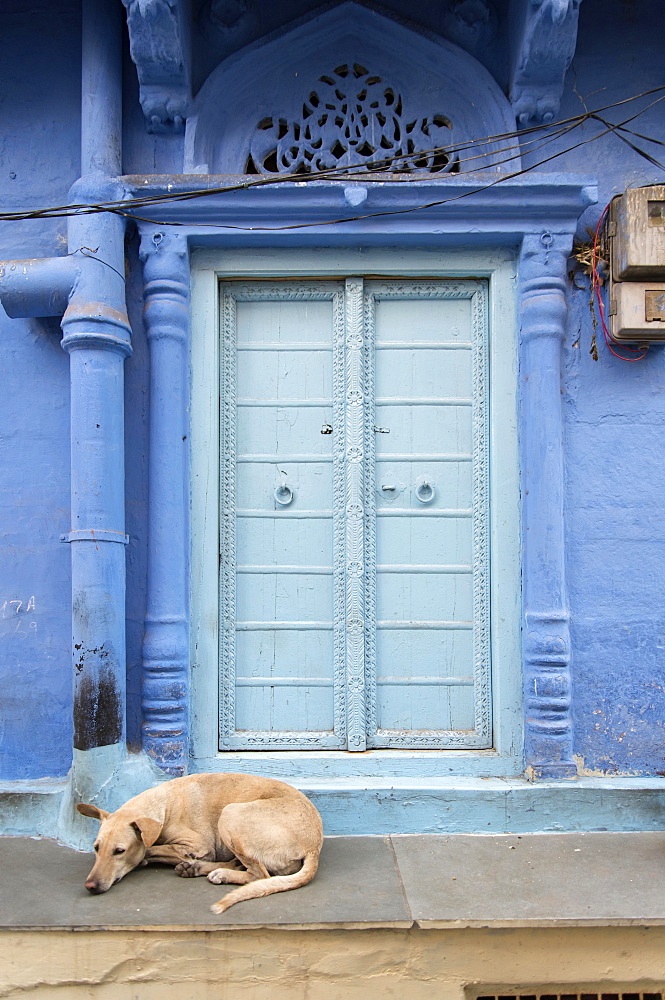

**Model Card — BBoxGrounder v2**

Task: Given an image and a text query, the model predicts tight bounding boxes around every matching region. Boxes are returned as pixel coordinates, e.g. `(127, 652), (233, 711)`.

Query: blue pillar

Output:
(139, 228), (190, 775)
(520, 231), (577, 780)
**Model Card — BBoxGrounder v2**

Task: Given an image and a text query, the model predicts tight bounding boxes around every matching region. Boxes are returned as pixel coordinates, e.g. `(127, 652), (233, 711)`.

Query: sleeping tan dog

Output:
(77, 772), (323, 914)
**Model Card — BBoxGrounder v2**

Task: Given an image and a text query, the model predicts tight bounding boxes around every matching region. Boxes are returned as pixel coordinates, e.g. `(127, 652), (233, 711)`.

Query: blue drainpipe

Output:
(0, 0), (137, 828)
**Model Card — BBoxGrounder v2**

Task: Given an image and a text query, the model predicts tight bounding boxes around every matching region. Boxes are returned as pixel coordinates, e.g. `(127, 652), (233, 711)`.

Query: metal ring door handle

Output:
(415, 479), (435, 504)
(274, 484), (295, 505)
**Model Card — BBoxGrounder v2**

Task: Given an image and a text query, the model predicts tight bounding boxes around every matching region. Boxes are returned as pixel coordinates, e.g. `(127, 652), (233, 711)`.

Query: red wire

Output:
(593, 202), (648, 361)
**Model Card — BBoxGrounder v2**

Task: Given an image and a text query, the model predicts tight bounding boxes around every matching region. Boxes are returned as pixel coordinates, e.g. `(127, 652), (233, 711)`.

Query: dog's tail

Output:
(210, 850), (320, 915)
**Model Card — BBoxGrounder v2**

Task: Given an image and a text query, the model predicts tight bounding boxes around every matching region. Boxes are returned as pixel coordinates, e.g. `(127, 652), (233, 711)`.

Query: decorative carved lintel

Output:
(509, 0), (583, 127)
(123, 0), (190, 134)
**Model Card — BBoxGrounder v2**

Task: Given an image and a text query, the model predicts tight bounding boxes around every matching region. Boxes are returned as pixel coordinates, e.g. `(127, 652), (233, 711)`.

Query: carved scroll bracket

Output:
(520, 231), (577, 780)
(509, 0), (583, 127)
(138, 227), (190, 773)
(123, 0), (191, 133)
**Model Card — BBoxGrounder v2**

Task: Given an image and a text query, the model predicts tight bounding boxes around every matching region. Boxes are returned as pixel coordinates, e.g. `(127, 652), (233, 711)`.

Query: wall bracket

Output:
(509, 0), (583, 127)
(123, 0), (191, 133)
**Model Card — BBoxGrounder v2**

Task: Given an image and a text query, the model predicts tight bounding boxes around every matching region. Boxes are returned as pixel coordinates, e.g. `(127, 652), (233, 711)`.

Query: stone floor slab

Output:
(0, 835), (411, 930)
(391, 831), (665, 927)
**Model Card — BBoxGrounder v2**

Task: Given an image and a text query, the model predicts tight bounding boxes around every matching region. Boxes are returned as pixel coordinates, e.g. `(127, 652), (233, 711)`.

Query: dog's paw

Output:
(207, 868), (231, 885)
(175, 860), (201, 878)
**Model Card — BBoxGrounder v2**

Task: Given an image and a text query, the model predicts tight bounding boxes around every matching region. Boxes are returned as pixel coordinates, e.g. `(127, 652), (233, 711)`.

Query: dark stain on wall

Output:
(74, 664), (122, 750)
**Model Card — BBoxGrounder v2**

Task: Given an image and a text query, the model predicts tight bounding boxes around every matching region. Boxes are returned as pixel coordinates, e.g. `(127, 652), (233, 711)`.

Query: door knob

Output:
(415, 478), (435, 504)
(274, 484), (294, 505)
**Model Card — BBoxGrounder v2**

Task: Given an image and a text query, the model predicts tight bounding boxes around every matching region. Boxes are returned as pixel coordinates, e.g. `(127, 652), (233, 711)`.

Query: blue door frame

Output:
(130, 171), (596, 783)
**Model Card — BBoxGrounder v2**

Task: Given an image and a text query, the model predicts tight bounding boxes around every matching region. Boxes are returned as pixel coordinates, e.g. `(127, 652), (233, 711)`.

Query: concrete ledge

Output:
(3, 831), (665, 931)
(4, 774), (665, 842)
(302, 776), (665, 835)
(0, 779), (66, 837)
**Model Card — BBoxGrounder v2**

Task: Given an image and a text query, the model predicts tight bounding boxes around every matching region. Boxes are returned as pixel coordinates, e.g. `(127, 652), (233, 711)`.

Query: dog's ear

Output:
(131, 817), (162, 847)
(77, 803), (111, 821)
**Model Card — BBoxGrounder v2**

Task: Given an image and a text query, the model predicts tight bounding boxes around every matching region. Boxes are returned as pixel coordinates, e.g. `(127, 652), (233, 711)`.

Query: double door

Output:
(219, 276), (490, 750)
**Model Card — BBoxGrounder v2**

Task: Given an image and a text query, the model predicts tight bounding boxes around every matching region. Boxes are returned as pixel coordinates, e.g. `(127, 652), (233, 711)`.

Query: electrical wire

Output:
(0, 86), (663, 225)
(0, 85), (662, 364)
(582, 91), (665, 172)
(3, 89), (660, 362)
(114, 99), (665, 233)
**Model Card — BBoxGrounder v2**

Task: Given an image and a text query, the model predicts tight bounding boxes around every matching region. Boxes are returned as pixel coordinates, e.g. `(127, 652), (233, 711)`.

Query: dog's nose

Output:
(85, 880), (102, 893)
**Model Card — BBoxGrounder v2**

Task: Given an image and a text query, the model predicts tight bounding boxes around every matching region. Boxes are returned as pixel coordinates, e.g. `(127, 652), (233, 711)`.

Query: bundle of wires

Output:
(0, 87), (663, 229)
(2, 85), (664, 363)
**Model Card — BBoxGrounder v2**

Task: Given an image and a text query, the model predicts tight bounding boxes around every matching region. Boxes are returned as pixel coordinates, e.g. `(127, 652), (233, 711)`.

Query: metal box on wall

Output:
(610, 280), (665, 343)
(610, 186), (665, 343)
(611, 185), (665, 280)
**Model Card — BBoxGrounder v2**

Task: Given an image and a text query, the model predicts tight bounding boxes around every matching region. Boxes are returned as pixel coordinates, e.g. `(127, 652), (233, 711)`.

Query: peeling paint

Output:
(572, 755), (641, 779)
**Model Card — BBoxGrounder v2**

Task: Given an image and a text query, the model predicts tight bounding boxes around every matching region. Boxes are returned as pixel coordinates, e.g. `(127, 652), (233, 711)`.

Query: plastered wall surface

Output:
(0, 0), (665, 786)
(555, 0), (665, 775)
(0, 1), (80, 779)
(1, 927), (665, 1000)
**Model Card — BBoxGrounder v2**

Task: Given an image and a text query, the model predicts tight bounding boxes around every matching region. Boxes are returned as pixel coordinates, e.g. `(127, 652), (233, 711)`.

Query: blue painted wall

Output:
(552, 0), (665, 775)
(0, 0), (663, 781)
(0, 1), (79, 778)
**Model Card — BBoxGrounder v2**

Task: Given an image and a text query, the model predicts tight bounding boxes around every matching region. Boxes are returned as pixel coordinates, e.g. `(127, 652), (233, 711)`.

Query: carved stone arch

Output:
(184, 2), (519, 175)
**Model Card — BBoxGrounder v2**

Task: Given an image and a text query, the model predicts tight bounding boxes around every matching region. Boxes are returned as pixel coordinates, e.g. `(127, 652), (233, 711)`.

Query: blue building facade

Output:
(1, 0), (664, 844)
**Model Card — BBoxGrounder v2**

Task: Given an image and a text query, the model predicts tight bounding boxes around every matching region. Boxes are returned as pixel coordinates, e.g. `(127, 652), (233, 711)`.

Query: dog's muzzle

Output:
(85, 880), (108, 893)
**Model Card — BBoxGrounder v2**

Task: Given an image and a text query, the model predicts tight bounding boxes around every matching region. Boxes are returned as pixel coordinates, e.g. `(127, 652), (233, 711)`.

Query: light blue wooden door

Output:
(219, 277), (490, 750)
(363, 280), (490, 749)
(220, 282), (345, 749)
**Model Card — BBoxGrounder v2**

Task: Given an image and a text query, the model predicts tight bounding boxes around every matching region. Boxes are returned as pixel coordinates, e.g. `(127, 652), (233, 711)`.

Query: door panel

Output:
(220, 282), (344, 749)
(376, 514), (473, 564)
(374, 404), (473, 455)
(373, 297), (473, 343)
(375, 347), (473, 399)
(235, 510), (333, 564)
(364, 280), (489, 749)
(376, 678), (476, 732)
(376, 465), (473, 518)
(376, 572), (474, 621)
(219, 277), (490, 751)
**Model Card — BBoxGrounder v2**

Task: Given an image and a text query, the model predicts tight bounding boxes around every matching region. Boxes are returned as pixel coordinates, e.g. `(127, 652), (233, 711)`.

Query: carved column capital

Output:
(140, 229), (190, 349)
(519, 233), (572, 342)
(521, 231), (572, 271)
(139, 227), (188, 263)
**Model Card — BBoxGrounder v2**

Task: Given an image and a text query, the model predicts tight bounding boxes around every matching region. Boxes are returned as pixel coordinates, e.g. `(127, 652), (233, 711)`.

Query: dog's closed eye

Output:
(113, 848), (126, 855)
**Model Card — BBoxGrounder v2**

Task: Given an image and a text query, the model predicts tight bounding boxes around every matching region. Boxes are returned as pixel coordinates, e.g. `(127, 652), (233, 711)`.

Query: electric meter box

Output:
(610, 280), (665, 343)
(611, 185), (665, 280)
